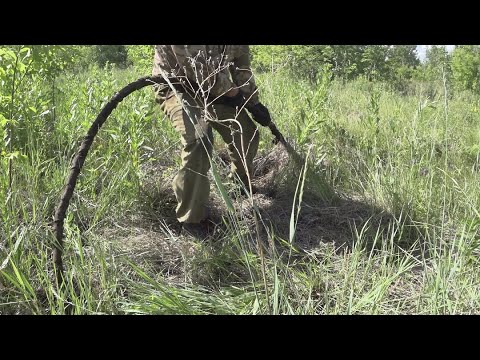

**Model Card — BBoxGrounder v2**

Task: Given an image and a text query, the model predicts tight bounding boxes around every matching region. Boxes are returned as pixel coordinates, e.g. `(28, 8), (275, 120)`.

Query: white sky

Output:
(416, 45), (455, 62)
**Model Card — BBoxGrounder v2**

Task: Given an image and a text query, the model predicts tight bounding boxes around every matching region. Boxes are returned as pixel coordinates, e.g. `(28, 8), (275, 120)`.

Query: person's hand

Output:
(211, 87), (243, 108)
(246, 102), (271, 126)
(220, 88), (245, 108)
(225, 87), (239, 97)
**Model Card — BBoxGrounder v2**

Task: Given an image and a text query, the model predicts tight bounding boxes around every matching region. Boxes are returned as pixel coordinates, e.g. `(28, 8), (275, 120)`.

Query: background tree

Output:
(423, 45), (452, 82)
(451, 45), (480, 92)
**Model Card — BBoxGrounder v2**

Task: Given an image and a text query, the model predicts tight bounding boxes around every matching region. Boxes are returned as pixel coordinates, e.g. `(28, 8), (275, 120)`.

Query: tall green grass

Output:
(1, 64), (480, 315)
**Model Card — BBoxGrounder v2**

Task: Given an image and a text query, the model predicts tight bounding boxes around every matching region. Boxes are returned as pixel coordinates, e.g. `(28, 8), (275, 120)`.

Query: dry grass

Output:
(106, 144), (401, 276)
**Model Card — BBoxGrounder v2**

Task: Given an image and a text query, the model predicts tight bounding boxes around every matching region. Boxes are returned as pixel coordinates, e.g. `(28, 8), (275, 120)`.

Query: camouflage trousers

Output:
(157, 90), (260, 223)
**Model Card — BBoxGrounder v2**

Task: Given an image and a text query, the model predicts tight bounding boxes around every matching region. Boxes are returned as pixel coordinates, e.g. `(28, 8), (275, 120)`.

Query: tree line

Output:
(2, 45), (480, 93)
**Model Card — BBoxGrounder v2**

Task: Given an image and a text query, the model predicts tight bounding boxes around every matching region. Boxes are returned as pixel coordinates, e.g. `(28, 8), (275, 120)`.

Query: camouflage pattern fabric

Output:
(153, 45), (260, 224)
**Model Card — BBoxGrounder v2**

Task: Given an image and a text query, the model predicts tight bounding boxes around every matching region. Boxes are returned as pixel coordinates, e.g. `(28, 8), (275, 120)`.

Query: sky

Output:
(416, 45), (455, 62)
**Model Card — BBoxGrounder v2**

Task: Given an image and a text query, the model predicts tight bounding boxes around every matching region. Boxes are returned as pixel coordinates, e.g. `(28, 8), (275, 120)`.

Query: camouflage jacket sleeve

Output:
(154, 45), (260, 105)
(230, 45), (259, 105)
(155, 45), (235, 100)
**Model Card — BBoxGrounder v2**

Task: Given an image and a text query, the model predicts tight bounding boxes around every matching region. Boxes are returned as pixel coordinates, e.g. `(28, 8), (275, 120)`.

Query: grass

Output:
(1, 62), (480, 315)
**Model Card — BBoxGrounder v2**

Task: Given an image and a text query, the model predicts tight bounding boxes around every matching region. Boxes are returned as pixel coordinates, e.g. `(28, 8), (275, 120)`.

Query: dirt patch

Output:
(217, 144), (394, 251)
(125, 144), (396, 258)
(81, 142), (414, 295)
(109, 227), (196, 283)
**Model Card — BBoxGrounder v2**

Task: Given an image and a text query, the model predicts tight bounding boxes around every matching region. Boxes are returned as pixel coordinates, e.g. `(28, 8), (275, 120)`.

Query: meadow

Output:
(1, 55), (480, 314)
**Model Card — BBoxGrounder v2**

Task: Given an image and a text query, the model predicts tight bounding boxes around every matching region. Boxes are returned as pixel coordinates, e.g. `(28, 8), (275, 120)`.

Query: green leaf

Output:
(0, 114), (8, 127)
(211, 162), (234, 212)
(10, 260), (25, 290)
(16, 61), (26, 73)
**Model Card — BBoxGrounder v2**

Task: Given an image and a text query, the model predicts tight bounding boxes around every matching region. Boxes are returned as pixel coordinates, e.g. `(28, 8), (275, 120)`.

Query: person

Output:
(152, 45), (272, 238)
